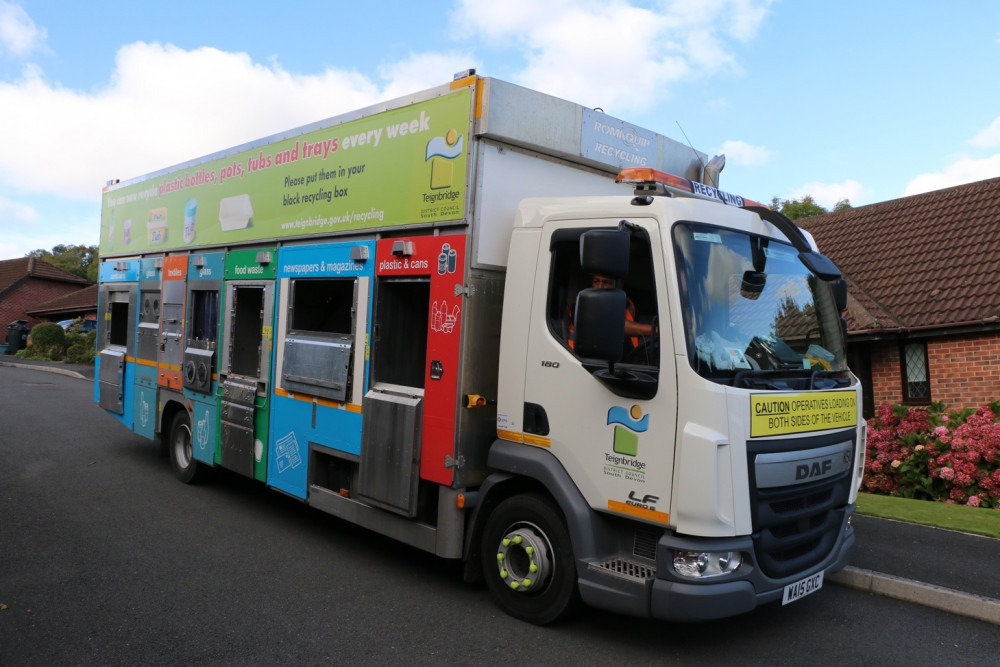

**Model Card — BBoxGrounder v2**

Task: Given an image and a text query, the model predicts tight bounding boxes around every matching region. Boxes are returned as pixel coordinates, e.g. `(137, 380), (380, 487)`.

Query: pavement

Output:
(2, 356), (998, 625)
(0, 355), (95, 380)
(838, 515), (1000, 626)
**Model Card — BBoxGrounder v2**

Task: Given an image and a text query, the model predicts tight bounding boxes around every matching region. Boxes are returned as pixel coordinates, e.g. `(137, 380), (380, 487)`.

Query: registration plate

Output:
(782, 571), (824, 605)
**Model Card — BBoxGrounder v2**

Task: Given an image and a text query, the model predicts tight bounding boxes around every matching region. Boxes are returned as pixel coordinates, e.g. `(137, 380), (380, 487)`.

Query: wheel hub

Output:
(495, 525), (551, 593)
(174, 422), (192, 467)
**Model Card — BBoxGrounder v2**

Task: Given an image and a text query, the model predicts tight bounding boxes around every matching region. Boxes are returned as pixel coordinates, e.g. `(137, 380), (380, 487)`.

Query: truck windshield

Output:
(672, 222), (848, 388)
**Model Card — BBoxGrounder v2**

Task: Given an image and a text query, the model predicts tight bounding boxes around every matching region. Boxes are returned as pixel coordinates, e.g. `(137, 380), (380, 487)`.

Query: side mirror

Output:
(574, 287), (658, 400)
(798, 251), (841, 282)
(833, 278), (848, 312)
(580, 229), (629, 279)
(573, 288), (626, 361)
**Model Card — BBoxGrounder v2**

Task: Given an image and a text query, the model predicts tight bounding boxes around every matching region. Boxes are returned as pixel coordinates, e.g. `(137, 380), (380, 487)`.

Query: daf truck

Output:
(96, 71), (864, 624)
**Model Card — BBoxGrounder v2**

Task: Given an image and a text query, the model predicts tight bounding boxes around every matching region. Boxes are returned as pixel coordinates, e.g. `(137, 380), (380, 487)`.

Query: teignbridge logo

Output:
(603, 406), (650, 483)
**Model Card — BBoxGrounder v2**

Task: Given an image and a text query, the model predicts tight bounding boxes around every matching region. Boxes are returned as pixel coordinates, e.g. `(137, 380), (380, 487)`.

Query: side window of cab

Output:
(545, 226), (659, 368)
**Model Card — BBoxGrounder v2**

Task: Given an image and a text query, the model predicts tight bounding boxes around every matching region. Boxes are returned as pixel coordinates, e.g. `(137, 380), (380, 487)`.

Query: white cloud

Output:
(718, 139), (773, 166)
(969, 117), (1000, 148)
(0, 192), (37, 223)
(903, 155), (1000, 196)
(0, 42), (472, 202)
(789, 180), (864, 209)
(452, 0), (774, 114)
(377, 52), (478, 100)
(0, 194), (46, 258)
(0, 1), (45, 56)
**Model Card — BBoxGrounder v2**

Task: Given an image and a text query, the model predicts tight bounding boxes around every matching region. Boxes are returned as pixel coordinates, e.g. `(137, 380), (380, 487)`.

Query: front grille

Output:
(747, 433), (854, 579)
(633, 526), (661, 561)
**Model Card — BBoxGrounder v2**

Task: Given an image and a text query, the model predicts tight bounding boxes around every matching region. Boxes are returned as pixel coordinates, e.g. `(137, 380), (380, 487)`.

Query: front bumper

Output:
(578, 505), (856, 621)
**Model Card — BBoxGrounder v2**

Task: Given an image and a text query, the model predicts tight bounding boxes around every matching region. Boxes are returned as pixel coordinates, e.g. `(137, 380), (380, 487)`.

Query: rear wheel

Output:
(168, 410), (208, 484)
(480, 493), (580, 625)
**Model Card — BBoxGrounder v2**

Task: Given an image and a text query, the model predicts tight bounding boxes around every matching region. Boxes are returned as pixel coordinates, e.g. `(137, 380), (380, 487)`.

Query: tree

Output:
(26, 244), (99, 282)
(769, 195), (853, 221)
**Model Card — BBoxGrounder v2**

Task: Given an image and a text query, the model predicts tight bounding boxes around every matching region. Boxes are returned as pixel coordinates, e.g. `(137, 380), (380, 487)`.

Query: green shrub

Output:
(14, 322), (98, 364)
(14, 343), (62, 361)
(65, 331), (84, 348)
(66, 343), (95, 364)
(30, 322), (65, 349)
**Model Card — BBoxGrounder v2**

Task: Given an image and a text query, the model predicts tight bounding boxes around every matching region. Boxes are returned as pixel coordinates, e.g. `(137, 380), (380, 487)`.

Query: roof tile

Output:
(0, 257), (92, 294)
(800, 176), (1000, 332)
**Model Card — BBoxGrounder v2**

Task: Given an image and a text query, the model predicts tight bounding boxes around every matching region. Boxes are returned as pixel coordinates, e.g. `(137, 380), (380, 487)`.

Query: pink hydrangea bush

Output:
(863, 401), (1000, 508)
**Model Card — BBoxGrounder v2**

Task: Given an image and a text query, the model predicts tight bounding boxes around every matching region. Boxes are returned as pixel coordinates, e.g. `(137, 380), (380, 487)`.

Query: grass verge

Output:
(857, 493), (1000, 538)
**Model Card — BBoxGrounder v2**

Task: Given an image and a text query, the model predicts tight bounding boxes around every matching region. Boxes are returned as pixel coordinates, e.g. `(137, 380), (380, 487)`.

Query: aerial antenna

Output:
(676, 121), (705, 169)
(676, 121), (706, 182)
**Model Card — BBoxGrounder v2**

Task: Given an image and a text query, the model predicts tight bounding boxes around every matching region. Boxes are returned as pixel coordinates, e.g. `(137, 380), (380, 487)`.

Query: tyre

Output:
(168, 410), (208, 484)
(480, 493), (581, 625)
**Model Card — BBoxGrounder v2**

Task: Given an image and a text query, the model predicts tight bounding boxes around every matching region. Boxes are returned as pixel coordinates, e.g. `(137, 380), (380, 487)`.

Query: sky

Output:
(1, 0), (1000, 260)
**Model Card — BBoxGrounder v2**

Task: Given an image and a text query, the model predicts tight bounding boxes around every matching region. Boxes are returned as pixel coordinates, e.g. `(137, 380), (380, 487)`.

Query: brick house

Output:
(0, 257), (92, 342)
(26, 283), (98, 326)
(799, 176), (1000, 417)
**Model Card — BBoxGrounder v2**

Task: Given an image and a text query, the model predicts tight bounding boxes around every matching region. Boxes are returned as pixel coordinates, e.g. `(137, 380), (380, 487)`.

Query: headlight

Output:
(673, 550), (743, 579)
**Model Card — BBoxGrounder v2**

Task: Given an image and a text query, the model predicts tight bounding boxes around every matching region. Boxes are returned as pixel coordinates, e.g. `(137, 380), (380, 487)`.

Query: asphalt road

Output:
(2, 365), (999, 665)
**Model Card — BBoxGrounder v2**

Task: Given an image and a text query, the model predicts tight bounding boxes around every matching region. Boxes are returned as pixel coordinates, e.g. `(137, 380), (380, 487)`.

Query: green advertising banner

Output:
(101, 89), (472, 255)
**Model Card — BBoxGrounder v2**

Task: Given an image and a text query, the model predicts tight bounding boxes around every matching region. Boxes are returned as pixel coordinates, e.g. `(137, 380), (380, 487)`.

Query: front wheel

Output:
(168, 410), (208, 484)
(480, 493), (580, 625)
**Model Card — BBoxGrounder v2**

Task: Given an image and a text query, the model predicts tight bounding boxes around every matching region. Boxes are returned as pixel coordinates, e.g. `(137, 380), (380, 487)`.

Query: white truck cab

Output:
(487, 170), (862, 622)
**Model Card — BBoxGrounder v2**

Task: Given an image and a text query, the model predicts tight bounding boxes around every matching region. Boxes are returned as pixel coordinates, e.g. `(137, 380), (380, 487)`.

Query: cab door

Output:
(520, 219), (677, 527)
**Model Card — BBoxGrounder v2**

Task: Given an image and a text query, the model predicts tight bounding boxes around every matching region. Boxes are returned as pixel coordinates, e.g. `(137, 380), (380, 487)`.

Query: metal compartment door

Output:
(357, 387), (423, 516)
(220, 375), (257, 477)
(97, 348), (125, 413)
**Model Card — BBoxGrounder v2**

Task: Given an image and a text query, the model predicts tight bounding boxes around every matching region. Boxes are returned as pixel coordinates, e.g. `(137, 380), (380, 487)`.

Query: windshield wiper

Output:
(732, 368), (850, 390)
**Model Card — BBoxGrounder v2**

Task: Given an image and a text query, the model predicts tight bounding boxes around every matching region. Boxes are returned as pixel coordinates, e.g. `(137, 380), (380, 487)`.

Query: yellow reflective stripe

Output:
(497, 429), (523, 443)
(273, 387), (362, 413)
(522, 434), (551, 448)
(497, 429), (551, 448)
(608, 499), (670, 525)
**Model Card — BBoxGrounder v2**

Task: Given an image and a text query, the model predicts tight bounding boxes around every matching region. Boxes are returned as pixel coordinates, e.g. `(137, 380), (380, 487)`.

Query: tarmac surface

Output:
(2, 356), (998, 625)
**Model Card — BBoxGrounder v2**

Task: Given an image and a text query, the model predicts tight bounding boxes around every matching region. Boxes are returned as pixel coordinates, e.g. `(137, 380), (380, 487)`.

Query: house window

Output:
(902, 341), (930, 403)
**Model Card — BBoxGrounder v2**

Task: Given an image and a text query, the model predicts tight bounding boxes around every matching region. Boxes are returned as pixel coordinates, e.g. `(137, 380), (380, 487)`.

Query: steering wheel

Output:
(624, 335), (660, 365)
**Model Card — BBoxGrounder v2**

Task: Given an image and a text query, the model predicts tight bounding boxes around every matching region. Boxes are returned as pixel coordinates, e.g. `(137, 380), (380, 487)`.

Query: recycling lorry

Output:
(96, 71), (864, 624)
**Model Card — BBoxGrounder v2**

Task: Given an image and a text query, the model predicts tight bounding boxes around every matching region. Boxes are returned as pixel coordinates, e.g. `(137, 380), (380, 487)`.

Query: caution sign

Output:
(750, 391), (858, 437)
